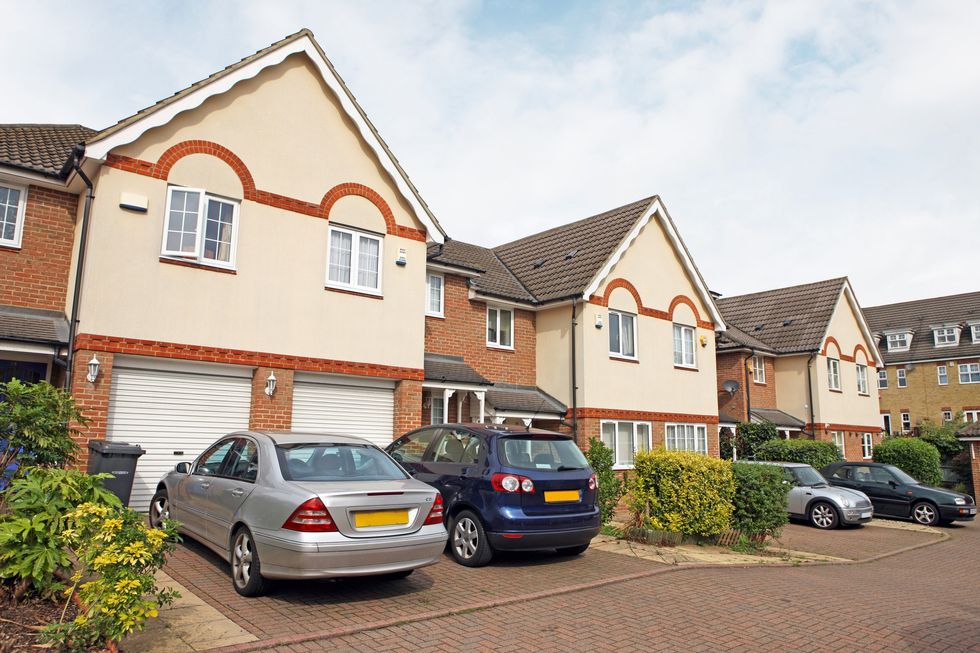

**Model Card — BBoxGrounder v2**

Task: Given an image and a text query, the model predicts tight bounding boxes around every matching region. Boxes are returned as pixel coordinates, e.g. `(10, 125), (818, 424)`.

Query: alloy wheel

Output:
(232, 531), (253, 589)
(811, 503), (835, 529)
(913, 503), (937, 525)
(453, 516), (479, 560)
(150, 496), (169, 528)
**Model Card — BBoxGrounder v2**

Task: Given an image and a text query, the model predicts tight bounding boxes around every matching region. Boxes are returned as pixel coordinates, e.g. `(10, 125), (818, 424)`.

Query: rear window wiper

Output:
(556, 465), (584, 471)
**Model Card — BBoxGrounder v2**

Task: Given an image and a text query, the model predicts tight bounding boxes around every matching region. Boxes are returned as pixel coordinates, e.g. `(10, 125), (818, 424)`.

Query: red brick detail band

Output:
(805, 422), (884, 433)
(571, 407), (720, 424)
(73, 334), (424, 381)
(821, 336), (843, 359)
(588, 281), (714, 330)
(852, 343), (875, 366)
(104, 141), (427, 242)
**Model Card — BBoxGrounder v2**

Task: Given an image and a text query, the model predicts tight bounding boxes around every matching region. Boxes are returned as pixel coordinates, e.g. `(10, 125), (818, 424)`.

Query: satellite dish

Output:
(722, 380), (740, 396)
(904, 363), (914, 372)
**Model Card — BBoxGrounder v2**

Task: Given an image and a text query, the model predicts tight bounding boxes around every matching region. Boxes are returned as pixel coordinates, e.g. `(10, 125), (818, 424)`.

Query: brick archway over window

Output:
(318, 183), (398, 235)
(155, 140), (257, 197)
(598, 278), (644, 310)
(821, 336), (843, 358)
(852, 343), (874, 366)
(667, 294), (704, 325)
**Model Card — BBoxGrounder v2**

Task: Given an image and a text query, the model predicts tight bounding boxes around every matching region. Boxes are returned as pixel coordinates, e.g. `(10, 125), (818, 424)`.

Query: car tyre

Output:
(231, 526), (267, 597)
(555, 543), (590, 556)
(808, 501), (839, 530)
(911, 501), (940, 526)
(148, 489), (170, 529)
(450, 510), (494, 567)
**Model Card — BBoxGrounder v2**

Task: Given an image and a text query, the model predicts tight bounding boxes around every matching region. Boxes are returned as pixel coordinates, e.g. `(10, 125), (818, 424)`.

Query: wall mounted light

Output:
(595, 314), (603, 329)
(86, 355), (100, 383)
(699, 334), (708, 347)
(265, 371), (277, 397)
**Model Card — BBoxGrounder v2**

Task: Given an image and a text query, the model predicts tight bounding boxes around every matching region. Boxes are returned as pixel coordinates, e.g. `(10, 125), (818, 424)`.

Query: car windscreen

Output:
(885, 465), (919, 485)
(792, 465), (828, 486)
(276, 443), (408, 482)
(498, 437), (589, 471)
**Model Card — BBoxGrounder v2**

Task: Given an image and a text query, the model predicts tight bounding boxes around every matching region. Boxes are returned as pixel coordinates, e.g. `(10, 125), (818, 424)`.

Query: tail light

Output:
(424, 493), (444, 525)
(588, 474), (597, 491)
(492, 473), (535, 493)
(282, 497), (338, 532)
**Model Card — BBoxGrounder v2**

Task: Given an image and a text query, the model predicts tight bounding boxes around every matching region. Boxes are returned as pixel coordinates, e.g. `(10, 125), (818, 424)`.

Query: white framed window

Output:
(878, 369), (888, 389)
(861, 433), (873, 459)
(886, 333), (911, 352)
(426, 273), (444, 317)
(942, 410), (953, 423)
(429, 391), (444, 425)
(900, 412), (911, 432)
(933, 327), (959, 347)
(832, 431), (845, 457)
(600, 420), (651, 468)
(665, 423), (708, 455)
(938, 365), (948, 386)
(0, 183), (27, 248)
(162, 186), (240, 268)
(971, 324), (980, 344)
(856, 364), (869, 395)
(608, 310), (637, 359)
(673, 324), (696, 368)
(751, 355), (765, 384)
(959, 363), (980, 384)
(326, 225), (383, 293)
(827, 358), (841, 391)
(897, 368), (907, 388)
(486, 306), (514, 348)
(965, 410), (980, 423)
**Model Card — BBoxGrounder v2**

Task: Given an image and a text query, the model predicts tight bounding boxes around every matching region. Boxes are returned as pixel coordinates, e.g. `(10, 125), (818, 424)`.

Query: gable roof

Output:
(0, 124), (96, 178)
(83, 29), (446, 242)
(864, 290), (980, 364)
(427, 241), (535, 303)
(716, 324), (778, 354)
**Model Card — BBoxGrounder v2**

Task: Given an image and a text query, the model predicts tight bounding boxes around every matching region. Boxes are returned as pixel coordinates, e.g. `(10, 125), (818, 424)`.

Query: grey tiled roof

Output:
(0, 124), (96, 177)
(427, 242), (535, 302)
(716, 324), (778, 354)
(423, 353), (490, 385)
(0, 305), (69, 344)
(958, 422), (980, 438)
(716, 278), (847, 354)
(751, 408), (805, 429)
(485, 384), (566, 415)
(864, 291), (980, 364)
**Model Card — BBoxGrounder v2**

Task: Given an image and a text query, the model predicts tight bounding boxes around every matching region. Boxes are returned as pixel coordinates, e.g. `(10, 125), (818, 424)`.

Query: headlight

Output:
(839, 497), (853, 508)
(954, 498), (966, 505)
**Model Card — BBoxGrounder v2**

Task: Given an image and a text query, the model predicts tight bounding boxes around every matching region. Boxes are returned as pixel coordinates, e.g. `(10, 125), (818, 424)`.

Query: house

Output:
(715, 278), (885, 461)
(1, 30), (447, 509)
(426, 196), (727, 469)
(864, 291), (980, 433)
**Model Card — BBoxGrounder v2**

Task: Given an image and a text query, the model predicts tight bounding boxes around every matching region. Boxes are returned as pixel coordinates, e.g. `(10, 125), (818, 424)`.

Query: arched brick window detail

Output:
(154, 140), (257, 197)
(821, 336), (843, 358)
(319, 183), (397, 236)
(598, 278), (644, 310)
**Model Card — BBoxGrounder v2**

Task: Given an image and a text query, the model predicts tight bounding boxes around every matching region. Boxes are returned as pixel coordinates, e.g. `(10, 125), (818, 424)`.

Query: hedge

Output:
(730, 463), (789, 537)
(754, 439), (842, 470)
(720, 422), (779, 460)
(584, 437), (623, 526)
(626, 449), (734, 536)
(873, 437), (942, 486)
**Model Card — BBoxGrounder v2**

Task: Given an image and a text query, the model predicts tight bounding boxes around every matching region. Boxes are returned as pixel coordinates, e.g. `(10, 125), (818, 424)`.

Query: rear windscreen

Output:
(276, 444), (408, 482)
(498, 437), (589, 471)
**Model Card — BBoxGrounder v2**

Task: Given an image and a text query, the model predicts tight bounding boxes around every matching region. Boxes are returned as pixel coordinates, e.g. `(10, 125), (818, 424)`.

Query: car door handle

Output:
(199, 482), (211, 489)
(229, 488), (245, 497)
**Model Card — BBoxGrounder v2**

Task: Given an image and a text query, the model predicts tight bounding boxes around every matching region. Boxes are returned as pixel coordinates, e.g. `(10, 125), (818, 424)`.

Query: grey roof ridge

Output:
(864, 288), (980, 312)
(488, 249), (539, 304)
(721, 276), (848, 303)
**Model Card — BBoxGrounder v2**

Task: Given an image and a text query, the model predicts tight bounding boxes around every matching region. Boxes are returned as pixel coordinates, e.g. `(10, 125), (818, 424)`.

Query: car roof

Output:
(251, 431), (376, 446)
(434, 423), (571, 438)
(746, 461), (808, 468)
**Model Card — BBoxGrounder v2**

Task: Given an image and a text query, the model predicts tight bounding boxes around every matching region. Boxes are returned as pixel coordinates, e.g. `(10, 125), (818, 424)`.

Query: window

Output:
(500, 437), (589, 471)
(751, 355), (765, 384)
(327, 225), (383, 293)
(609, 310), (637, 359)
(426, 274), (444, 316)
(193, 439), (235, 476)
(900, 412), (911, 432)
(431, 429), (482, 464)
(225, 439), (259, 482)
(487, 306), (514, 348)
(878, 369), (888, 389)
(388, 427), (440, 464)
(942, 410), (953, 423)
(965, 410), (980, 423)
(429, 391), (444, 425)
(959, 363), (980, 384)
(971, 324), (980, 344)
(861, 433), (873, 459)
(665, 423), (708, 455)
(897, 368), (907, 388)
(163, 186), (239, 267)
(673, 324), (696, 368)
(881, 413), (892, 434)
(933, 327), (959, 347)
(832, 431), (845, 457)
(827, 358), (841, 391)
(886, 333), (911, 351)
(938, 365), (948, 386)
(856, 364), (868, 395)
(600, 420), (651, 468)
(0, 183), (26, 248)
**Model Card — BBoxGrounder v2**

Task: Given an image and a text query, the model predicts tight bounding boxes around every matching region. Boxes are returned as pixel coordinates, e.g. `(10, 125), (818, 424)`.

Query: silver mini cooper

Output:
(751, 461), (874, 529)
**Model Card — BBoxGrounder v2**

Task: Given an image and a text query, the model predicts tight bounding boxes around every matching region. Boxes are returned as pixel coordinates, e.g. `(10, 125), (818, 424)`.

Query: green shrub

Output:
(584, 438), (623, 526)
(755, 439), (842, 470)
(730, 463), (789, 537)
(873, 437), (942, 486)
(626, 449), (734, 537)
(917, 418), (965, 460)
(0, 380), (84, 477)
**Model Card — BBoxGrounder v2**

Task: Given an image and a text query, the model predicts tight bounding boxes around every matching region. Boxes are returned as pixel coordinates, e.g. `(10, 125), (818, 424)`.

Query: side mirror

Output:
(888, 480), (899, 488)
(175, 462), (191, 474)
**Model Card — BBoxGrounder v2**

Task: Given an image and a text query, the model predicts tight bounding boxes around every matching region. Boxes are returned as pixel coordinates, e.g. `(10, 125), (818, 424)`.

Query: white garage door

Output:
(291, 374), (395, 447)
(107, 360), (251, 511)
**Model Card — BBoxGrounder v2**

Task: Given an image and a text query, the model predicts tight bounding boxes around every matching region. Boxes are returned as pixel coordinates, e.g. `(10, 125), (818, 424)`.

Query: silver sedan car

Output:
(750, 461), (874, 529)
(149, 431), (447, 596)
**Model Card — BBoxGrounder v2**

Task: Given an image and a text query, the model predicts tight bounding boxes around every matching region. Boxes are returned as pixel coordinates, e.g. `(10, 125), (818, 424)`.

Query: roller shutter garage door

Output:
(291, 373), (395, 447)
(106, 361), (251, 511)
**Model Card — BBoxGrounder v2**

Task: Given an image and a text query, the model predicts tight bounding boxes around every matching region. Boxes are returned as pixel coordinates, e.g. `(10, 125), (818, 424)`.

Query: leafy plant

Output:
(584, 437), (623, 526)
(873, 437), (942, 486)
(626, 449), (734, 537)
(730, 462), (789, 538)
(724, 422), (780, 460)
(917, 418), (965, 461)
(754, 439), (842, 470)
(0, 380), (84, 479)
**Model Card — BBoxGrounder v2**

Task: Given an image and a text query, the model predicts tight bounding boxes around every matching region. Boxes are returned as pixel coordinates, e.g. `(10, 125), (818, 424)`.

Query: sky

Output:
(4, 0), (979, 306)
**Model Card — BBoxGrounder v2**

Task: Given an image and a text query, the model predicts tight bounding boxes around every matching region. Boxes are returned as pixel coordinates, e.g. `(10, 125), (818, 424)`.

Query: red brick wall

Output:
(0, 185), (78, 311)
(425, 274), (535, 385)
(249, 367), (293, 430)
(575, 414), (720, 458)
(811, 427), (884, 463)
(716, 352), (777, 421)
(70, 349), (114, 469)
(394, 380), (423, 436)
(968, 442), (979, 501)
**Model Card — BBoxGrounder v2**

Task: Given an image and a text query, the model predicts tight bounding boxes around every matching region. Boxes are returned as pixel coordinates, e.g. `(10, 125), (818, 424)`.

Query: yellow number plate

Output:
(353, 510), (409, 528)
(544, 490), (581, 503)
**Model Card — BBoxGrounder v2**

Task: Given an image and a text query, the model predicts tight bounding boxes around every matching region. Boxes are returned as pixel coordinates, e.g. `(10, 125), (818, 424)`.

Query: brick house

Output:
(715, 278), (885, 462)
(426, 196), (727, 469)
(864, 291), (980, 433)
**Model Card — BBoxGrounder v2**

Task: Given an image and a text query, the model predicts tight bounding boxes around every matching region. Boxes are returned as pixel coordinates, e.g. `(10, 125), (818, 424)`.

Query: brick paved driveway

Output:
(164, 521), (978, 653)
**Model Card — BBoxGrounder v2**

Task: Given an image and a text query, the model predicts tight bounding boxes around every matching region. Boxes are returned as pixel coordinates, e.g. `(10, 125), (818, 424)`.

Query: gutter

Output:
(570, 297), (578, 439)
(743, 350), (754, 422)
(805, 351), (817, 436)
(65, 143), (94, 391)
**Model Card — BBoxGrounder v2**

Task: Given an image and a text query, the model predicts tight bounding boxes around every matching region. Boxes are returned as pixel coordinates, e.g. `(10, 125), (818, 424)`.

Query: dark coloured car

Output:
(386, 424), (600, 566)
(821, 461), (977, 526)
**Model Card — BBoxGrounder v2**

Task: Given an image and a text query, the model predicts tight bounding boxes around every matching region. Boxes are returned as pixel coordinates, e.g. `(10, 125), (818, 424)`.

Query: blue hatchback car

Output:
(386, 424), (600, 566)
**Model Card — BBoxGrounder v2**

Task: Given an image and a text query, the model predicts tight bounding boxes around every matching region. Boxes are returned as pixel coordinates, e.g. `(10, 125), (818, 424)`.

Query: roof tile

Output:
(0, 124), (96, 177)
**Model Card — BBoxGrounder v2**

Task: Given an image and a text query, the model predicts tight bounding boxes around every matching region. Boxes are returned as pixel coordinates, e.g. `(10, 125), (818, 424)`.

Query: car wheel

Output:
(450, 510), (494, 567)
(912, 501), (940, 526)
(148, 490), (170, 529)
(555, 543), (590, 556)
(808, 501), (839, 530)
(231, 526), (267, 597)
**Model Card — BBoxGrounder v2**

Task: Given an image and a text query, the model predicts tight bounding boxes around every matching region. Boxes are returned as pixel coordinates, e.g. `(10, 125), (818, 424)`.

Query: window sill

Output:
(610, 355), (639, 363)
(858, 392), (870, 397)
(0, 241), (21, 251)
(325, 285), (383, 300)
(674, 365), (699, 372)
(425, 313), (445, 320)
(897, 385), (908, 389)
(487, 344), (515, 352)
(160, 257), (237, 274)
(829, 388), (843, 394)
(753, 381), (766, 386)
